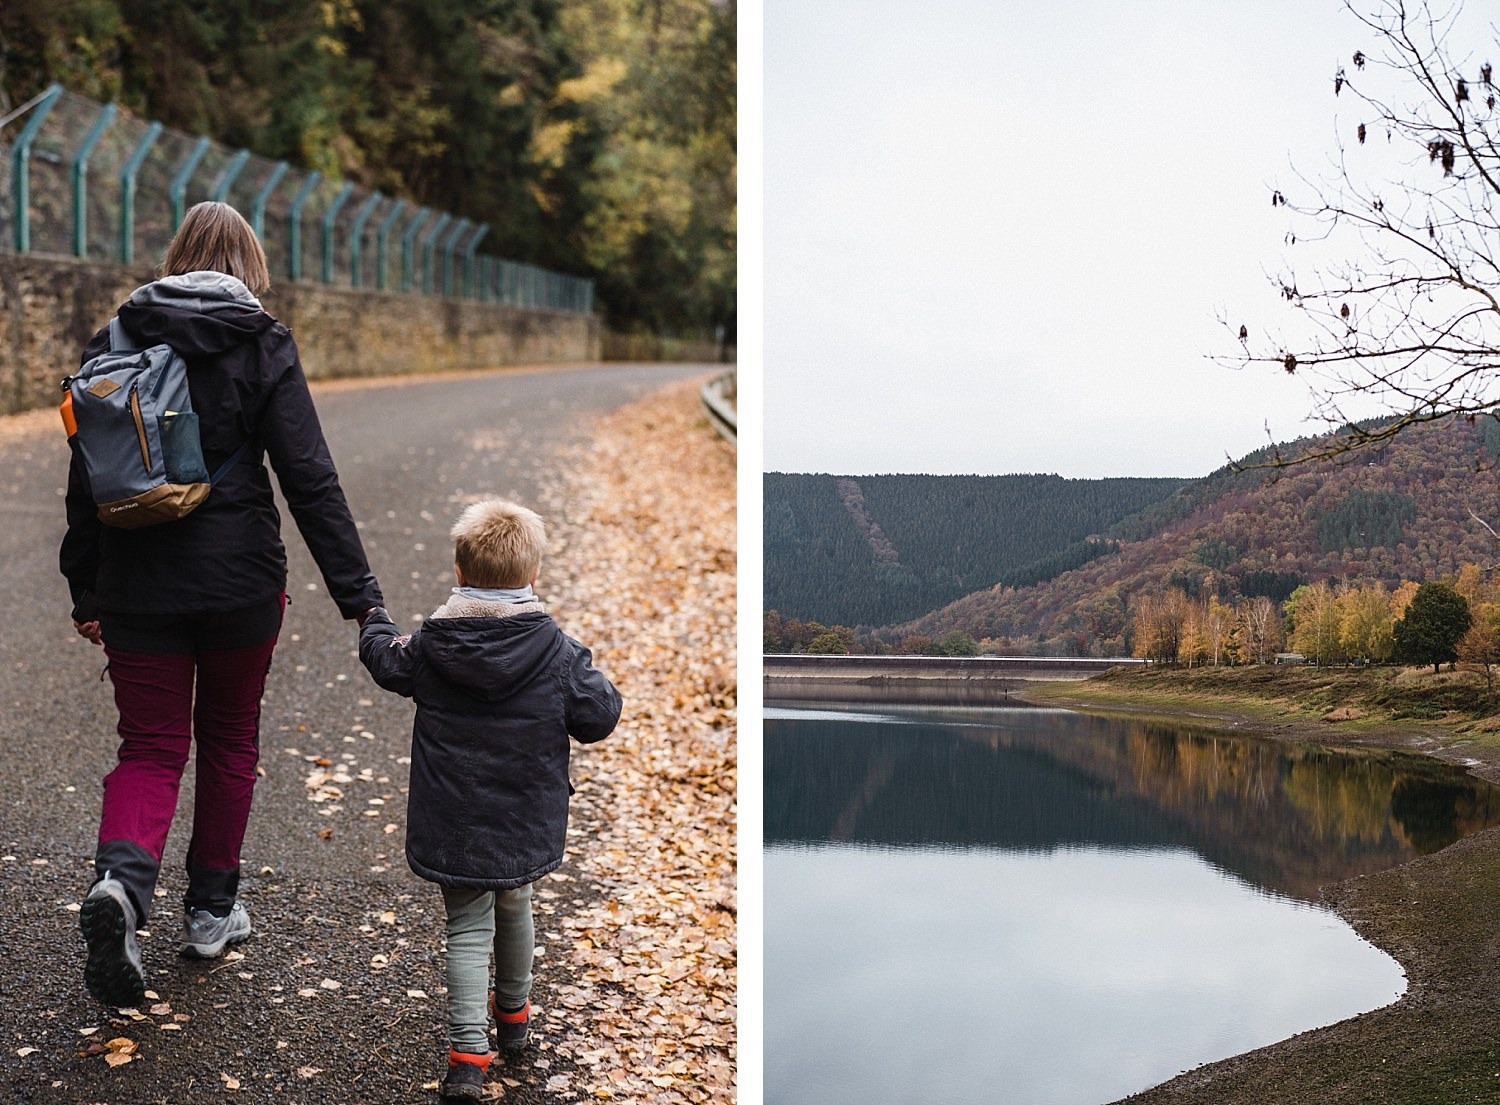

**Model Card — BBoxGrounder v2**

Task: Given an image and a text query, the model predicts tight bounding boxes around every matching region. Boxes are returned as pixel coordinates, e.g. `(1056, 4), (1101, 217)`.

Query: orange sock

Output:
(495, 999), (530, 1024)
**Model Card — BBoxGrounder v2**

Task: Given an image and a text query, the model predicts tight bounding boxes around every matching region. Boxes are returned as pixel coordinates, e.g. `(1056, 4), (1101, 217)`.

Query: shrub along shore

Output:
(1022, 665), (1500, 1104)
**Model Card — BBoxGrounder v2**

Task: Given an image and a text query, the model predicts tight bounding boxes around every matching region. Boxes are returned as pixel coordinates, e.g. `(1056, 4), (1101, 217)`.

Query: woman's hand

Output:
(73, 620), (103, 646)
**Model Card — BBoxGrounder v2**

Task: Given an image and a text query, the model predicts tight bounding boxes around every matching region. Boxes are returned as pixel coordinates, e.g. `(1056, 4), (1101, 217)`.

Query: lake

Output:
(764, 703), (1500, 1105)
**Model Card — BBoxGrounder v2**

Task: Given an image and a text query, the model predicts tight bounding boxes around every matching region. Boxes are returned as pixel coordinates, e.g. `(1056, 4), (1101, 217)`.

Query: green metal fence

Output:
(0, 85), (594, 313)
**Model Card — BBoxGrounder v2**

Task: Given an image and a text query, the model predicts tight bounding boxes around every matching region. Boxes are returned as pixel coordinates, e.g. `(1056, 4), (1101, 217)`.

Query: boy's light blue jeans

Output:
(441, 883), (535, 1053)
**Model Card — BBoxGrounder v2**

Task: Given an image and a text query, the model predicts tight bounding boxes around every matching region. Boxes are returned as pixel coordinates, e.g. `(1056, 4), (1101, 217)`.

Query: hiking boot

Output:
(440, 1050), (492, 1100)
(80, 875), (146, 1008)
(490, 994), (531, 1051)
(180, 902), (252, 958)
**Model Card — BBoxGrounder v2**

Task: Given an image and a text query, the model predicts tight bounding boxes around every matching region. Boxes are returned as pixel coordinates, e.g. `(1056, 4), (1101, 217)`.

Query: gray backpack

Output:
(61, 318), (245, 528)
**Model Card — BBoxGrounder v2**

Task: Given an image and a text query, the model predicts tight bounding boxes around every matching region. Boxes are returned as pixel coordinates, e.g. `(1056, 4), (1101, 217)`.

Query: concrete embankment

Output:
(764, 654), (1144, 706)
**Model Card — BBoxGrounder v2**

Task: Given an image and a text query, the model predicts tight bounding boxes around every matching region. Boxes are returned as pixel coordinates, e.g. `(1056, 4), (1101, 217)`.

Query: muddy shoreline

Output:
(767, 664), (1500, 1103)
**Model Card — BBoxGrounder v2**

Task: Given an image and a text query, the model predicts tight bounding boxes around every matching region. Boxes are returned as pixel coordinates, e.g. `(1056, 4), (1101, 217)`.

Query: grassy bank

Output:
(1020, 662), (1500, 761)
(1010, 663), (1500, 1104)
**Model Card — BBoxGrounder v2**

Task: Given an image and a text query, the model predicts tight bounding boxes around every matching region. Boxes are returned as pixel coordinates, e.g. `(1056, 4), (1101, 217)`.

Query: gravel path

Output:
(0, 364), (735, 1104)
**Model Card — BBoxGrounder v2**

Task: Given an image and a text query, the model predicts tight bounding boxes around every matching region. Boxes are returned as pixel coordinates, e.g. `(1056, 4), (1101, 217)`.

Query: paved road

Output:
(0, 362), (708, 1103)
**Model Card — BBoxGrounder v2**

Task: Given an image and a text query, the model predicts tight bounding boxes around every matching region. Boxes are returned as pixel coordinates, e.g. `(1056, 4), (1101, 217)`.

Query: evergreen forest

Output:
(764, 472), (1189, 629)
(0, 0), (735, 340)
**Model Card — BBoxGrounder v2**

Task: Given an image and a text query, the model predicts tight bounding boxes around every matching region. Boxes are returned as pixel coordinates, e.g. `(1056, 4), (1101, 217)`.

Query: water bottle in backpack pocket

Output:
(61, 318), (239, 529)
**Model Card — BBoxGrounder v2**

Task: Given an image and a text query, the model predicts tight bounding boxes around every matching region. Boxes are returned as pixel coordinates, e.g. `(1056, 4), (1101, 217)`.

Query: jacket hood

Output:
(420, 611), (565, 702)
(118, 271), (277, 357)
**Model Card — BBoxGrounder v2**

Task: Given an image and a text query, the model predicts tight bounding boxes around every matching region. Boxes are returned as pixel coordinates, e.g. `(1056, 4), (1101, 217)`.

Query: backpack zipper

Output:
(128, 386), (151, 471)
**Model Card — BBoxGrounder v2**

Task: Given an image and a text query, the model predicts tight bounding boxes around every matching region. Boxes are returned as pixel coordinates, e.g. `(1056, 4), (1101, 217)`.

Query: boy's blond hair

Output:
(451, 499), (547, 589)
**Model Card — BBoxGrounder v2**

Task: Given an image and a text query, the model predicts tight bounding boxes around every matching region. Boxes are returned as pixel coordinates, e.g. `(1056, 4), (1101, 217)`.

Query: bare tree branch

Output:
(1220, 0), (1500, 469)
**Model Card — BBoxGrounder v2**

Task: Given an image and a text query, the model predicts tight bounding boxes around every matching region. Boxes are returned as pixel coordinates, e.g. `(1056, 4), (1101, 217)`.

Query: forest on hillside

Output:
(896, 416), (1500, 655)
(763, 472), (1189, 628)
(0, 0), (735, 339)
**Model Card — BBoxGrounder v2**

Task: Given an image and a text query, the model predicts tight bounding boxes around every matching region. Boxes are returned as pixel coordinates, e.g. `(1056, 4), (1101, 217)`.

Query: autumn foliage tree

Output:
(1180, 596), (1235, 666)
(1237, 595), (1284, 663)
(1457, 617), (1498, 689)
(1286, 582), (1345, 665)
(1453, 565), (1500, 686)
(1339, 579), (1396, 662)
(1131, 589), (1192, 662)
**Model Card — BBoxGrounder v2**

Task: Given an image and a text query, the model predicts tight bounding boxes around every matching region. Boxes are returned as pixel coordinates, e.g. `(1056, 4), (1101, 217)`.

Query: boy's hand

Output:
(356, 606), (417, 697)
(73, 620), (103, 646)
(356, 606), (383, 629)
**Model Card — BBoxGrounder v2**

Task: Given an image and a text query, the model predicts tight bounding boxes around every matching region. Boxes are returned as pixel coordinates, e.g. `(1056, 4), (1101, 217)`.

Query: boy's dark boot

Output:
(440, 1049), (492, 1100)
(491, 994), (532, 1051)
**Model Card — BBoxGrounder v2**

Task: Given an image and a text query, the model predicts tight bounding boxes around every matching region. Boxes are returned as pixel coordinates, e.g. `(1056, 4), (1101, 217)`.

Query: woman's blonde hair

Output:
(160, 201), (271, 295)
(452, 499), (547, 588)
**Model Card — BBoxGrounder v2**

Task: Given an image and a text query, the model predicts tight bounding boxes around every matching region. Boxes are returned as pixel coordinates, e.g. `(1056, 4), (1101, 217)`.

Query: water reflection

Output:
(762, 705), (1500, 1104)
(766, 843), (1401, 1105)
(765, 704), (1500, 902)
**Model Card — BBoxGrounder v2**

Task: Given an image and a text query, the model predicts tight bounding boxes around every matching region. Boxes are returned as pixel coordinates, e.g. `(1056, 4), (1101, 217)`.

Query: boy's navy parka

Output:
(358, 599), (621, 890)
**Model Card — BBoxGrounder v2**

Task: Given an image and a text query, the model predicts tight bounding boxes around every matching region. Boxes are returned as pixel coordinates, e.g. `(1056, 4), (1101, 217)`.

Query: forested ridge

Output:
(0, 0), (734, 339)
(899, 415), (1500, 653)
(767, 416), (1500, 656)
(763, 471), (1189, 628)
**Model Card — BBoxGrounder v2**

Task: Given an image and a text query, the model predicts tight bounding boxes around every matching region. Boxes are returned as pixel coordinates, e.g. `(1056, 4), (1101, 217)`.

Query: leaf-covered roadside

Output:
(536, 377), (737, 1103)
(0, 367), (729, 1103)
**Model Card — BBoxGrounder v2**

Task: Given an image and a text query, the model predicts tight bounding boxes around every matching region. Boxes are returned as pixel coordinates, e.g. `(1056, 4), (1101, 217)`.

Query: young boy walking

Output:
(358, 499), (621, 1100)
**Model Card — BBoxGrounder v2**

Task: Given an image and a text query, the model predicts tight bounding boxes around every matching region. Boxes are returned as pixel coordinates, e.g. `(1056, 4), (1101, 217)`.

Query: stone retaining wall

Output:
(602, 330), (733, 363)
(0, 252), (601, 416)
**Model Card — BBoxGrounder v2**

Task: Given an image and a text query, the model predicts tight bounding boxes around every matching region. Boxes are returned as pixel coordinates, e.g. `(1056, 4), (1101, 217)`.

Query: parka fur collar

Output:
(429, 594), (547, 620)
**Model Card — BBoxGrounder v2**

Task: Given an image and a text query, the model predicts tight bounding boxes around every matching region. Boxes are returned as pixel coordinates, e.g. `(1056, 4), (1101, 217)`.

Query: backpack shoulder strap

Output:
(106, 317), (135, 353)
(209, 439), (254, 485)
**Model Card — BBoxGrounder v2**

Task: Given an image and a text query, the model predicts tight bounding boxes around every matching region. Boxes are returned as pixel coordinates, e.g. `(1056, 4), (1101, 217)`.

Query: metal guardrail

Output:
(1, 85), (594, 312)
(701, 369), (736, 447)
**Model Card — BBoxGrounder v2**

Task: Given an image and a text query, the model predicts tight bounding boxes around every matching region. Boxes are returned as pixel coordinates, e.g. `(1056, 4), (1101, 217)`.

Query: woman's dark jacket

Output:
(358, 599), (622, 889)
(59, 272), (382, 622)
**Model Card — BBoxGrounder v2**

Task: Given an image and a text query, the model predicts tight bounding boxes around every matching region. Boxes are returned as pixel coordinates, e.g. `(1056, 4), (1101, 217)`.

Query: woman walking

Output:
(60, 201), (383, 1006)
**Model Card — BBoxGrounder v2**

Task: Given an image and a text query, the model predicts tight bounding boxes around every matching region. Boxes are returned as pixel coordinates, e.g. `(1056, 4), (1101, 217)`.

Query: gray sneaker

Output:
(81, 875), (146, 1007)
(180, 902), (252, 958)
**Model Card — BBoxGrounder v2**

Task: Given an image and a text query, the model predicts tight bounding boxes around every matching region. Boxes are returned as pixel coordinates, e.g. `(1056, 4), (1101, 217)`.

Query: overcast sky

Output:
(762, 0), (1464, 478)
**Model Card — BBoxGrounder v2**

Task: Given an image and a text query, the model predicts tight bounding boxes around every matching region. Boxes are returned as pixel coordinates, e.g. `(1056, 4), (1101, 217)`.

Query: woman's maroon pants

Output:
(94, 597), (283, 921)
